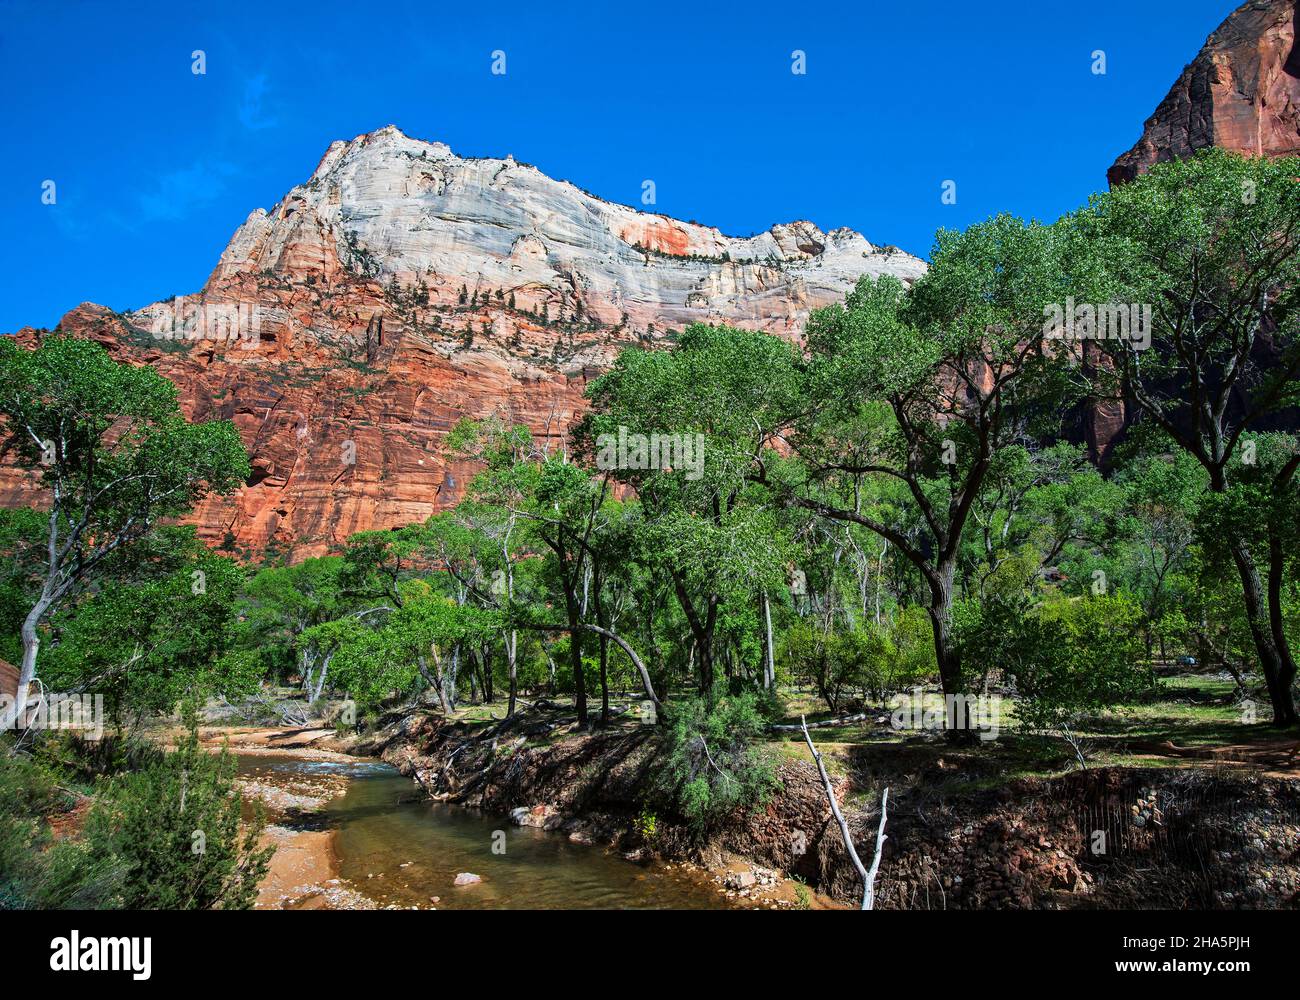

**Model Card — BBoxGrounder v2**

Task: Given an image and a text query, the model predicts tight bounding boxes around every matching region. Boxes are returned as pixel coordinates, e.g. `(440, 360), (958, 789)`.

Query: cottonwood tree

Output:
(447, 419), (619, 723)
(1085, 149), (1300, 723)
(294, 615), (371, 708)
(327, 581), (501, 714)
(960, 442), (1122, 602)
(41, 530), (257, 727)
(386, 583), (502, 714)
(0, 335), (248, 728)
(448, 417), (539, 716)
(528, 461), (610, 728)
(423, 513), (496, 704)
(458, 447), (610, 728)
(1113, 449), (1205, 660)
(241, 556), (351, 692)
(777, 218), (1092, 732)
(582, 323), (799, 697)
(1196, 433), (1300, 709)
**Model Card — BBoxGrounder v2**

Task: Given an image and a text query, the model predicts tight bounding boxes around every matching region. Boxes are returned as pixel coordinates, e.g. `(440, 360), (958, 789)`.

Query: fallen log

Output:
(769, 712), (869, 732)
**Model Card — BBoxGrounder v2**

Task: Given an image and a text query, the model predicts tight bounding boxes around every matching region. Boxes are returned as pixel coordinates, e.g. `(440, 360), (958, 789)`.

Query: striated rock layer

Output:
(1, 127), (925, 559)
(1108, 0), (1300, 185)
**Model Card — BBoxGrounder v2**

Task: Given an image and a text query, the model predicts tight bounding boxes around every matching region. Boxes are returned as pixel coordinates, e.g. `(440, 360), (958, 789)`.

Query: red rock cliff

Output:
(0, 128), (925, 560)
(1108, 0), (1300, 185)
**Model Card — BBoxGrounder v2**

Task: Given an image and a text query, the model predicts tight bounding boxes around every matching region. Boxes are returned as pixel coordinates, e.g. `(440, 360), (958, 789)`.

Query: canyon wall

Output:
(2, 127), (924, 559)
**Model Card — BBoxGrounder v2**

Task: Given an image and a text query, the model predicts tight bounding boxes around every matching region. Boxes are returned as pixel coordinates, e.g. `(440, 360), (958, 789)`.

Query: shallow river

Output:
(239, 755), (728, 909)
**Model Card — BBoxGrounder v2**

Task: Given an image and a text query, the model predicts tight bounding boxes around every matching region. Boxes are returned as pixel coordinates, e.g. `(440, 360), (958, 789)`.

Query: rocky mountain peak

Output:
(3, 128), (923, 558)
(1108, 0), (1300, 185)
(194, 125), (922, 342)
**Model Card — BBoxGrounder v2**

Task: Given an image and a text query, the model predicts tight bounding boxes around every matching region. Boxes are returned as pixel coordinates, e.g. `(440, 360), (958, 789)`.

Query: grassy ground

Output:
(767, 671), (1299, 796)
(427, 670), (1297, 795)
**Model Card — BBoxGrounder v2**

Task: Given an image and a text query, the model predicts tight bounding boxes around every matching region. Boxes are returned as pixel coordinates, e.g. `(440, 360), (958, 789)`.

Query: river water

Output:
(239, 755), (728, 909)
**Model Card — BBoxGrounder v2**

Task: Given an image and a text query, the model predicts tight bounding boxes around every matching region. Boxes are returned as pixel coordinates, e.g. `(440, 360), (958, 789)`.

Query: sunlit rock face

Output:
(1, 127), (924, 559)
(203, 125), (924, 337)
(1108, 0), (1300, 185)
(1097, 0), (1300, 460)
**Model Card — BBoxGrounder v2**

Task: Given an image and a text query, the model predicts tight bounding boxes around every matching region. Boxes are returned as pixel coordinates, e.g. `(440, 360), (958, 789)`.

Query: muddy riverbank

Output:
(359, 705), (1300, 909)
(215, 732), (380, 910)
(210, 715), (1300, 910)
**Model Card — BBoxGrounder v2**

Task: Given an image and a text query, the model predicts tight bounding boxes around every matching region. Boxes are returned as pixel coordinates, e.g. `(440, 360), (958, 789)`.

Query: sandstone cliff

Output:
(1108, 0), (1300, 185)
(1, 127), (924, 559)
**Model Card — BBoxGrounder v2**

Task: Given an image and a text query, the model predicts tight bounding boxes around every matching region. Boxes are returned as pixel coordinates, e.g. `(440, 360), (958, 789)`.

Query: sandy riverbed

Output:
(194, 726), (376, 910)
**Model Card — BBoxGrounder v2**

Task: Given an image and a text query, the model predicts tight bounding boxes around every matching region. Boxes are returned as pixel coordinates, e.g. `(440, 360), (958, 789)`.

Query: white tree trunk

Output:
(505, 531), (517, 717)
(2, 594), (52, 730)
(307, 654), (331, 706)
(801, 714), (889, 910)
(762, 591), (776, 689)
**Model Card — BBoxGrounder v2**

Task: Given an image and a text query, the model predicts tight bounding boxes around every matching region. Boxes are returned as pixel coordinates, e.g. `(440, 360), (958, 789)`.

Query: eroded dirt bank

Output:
(361, 707), (1300, 909)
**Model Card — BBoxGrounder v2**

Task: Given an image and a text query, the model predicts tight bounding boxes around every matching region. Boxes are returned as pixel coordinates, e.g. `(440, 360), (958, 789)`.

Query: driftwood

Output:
(770, 712), (869, 732)
(801, 714), (889, 910)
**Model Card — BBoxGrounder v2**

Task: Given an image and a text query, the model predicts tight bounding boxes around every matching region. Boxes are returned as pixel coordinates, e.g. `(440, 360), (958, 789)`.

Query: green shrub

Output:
(654, 688), (779, 833)
(889, 606), (940, 686)
(82, 723), (273, 909)
(0, 747), (121, 909)
(969, 594), (1151, 759)
(781, 616), (926, 710)
(1021, 594), (1152, 725)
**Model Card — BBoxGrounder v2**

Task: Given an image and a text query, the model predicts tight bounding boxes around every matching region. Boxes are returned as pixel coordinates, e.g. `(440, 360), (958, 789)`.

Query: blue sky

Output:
(0, 0), (1237, 331)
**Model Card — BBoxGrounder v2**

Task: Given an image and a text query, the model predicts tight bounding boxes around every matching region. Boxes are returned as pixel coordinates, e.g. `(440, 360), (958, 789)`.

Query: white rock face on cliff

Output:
(7, 127), (927, 558)
(204, 125), (925, 337)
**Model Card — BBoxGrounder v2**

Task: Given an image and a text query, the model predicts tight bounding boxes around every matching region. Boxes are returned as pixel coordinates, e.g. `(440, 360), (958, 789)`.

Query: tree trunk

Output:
(762, 591), (776, 689)
(672, 572), (717, 696)
(503, 530), (518, 717)
(927, 562), (970, 739)
(467, 647), (484, 703)
(441, 649), (456, 713)
(1265, 535), (1299, 724)
(479, 643), (494, 704)
(419, 654), (453, 715)
(583, 623), (661, 712)
(1231, 539), (1298, 725)
(4, 594), (52, 730)
(802, 715), (889, 910)
(307, 654), (331, 706)
(565, 589), (588, 728)
(598, 633), (610, 725)
(506, 630), (518, 717)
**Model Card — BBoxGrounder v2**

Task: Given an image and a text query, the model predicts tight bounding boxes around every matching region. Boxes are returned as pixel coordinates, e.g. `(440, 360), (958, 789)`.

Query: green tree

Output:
(332, 582), (502, 713)
(784, 217), (1091, 733)
(1197, 433), (1300, 708)
(241, 556), (351, 688)
(1084, 148), (1300, 723)
(1113, 450), (1206, 658)
(584, 323), (800, 698)
(42, 530), (256, 727)
(0, 336), (249, 728)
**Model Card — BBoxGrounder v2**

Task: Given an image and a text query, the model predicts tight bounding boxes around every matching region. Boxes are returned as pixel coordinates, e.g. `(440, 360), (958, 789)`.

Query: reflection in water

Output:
(240, 756), (727, 910)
